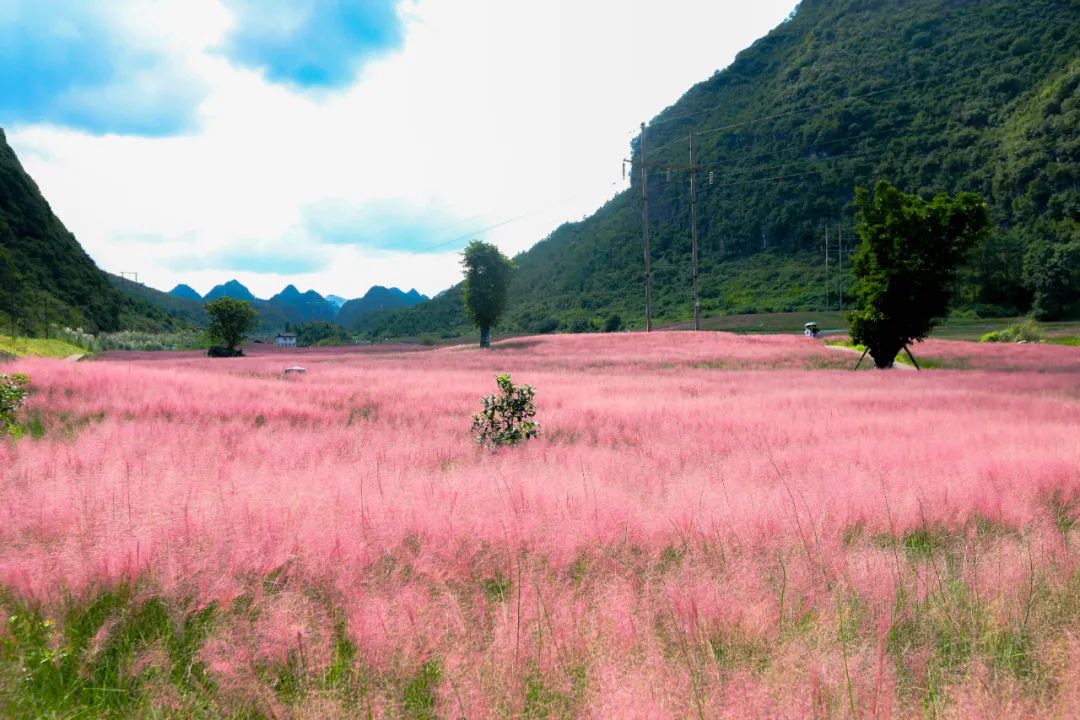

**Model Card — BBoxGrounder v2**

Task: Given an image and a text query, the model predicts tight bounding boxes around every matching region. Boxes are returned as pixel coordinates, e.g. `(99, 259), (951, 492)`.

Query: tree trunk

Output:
(870, 342), (901, 368)
(480, 325), (491, 348)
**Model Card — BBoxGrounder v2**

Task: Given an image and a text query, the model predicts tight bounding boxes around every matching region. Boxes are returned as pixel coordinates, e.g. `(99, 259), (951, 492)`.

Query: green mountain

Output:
(267, 284), (337, 325)
(336, 286), (428, 328)
(168, 284), (202, 301)
(204, 279), (257, 303)
(0, 128), (130, 332)
(361, 0), (1080, 338)
(0, 128), (194, 334)
(109, 275), (207, 327)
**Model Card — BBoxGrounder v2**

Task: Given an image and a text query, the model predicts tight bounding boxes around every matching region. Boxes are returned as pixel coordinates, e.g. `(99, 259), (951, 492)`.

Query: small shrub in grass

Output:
(206, 345), (244, 358)
(603, 313), (624, 333)
(979, 319), (1044, 343)
(471, 373), (539, 448)
(1, 372), (29, 434)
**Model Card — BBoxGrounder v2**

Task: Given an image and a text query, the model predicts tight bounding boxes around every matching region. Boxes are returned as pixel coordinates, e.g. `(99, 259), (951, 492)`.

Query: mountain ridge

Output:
(336, 286), (429, 328)
(168, 284), (202, 301)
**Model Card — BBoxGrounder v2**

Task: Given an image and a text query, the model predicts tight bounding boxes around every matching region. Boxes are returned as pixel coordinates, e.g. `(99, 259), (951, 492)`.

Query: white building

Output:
(275, 333), (297, 347)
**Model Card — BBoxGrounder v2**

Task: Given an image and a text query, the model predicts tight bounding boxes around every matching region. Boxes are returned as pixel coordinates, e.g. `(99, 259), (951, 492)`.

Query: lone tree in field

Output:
(849, 180), (989, 368)
(461, 240), (515, 348)
(205, 297), (259, 357)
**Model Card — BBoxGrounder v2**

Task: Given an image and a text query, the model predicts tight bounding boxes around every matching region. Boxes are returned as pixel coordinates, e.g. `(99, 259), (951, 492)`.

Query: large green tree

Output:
(205, 297), (259, 355)
(461, 240), (515, 347)
(849, 181), (989, 368)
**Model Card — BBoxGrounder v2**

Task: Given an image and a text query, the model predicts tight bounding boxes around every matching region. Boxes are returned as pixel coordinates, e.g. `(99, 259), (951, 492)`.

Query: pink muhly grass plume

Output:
(0, 332), (1078, 716)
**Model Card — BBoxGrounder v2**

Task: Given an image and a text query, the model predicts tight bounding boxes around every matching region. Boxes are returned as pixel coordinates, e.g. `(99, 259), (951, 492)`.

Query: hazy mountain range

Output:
(166, 280), (428, 328)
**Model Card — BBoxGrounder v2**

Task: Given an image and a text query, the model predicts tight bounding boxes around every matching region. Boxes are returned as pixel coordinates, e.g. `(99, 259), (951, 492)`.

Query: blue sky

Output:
(0, 1), (203, 135)
(2, 0), (799, 298)
(221, 0), (403, 89)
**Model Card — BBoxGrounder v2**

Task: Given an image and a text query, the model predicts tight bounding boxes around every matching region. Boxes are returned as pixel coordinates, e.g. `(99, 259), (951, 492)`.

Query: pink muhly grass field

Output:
(1, 332), (1079, 718)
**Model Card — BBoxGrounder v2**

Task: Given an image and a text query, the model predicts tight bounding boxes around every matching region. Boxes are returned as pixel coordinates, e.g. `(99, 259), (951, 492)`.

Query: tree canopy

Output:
(848, 180), (989, 367)
(1023, 229), (1080, 320)
(461, 240), (515, 347)
(205, 297), (259, 354)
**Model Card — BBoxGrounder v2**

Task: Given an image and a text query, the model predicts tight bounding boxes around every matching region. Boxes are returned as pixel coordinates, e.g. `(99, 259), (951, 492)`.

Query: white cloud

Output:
(7, 0), (798, 299)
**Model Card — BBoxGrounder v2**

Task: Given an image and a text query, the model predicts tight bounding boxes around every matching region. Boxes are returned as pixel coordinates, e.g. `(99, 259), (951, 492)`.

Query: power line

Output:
(406, 214), (531, 255)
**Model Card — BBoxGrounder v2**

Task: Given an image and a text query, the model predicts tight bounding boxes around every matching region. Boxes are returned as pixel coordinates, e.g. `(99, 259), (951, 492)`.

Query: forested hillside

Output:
(108, 275), (207, 327)
(0, 129), (129, 332)
(362, 0), (1080, 339)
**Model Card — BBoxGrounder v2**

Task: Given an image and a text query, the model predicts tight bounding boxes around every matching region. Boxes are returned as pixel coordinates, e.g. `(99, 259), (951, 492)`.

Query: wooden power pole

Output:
(825, 225), (830, 311)
(837, 225), (844, 311)
(640, 121), (653, 332)
(689, 129), (700, 331)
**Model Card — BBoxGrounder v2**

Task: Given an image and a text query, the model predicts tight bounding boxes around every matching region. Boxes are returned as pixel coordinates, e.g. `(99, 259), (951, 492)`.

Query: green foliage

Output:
(0, 372), (29, 433)
(481, 575), (512, 603)
(95, 329), (208, 352)
(979, 319), (1045, 343)
(603, 313), (624, 332)
(1023, 230), (1080, 320)
(521, 670), (580, 719)
(471, 374), (540, 449)
(294, 321), (352, 347)
(0, 589), (220, 718)
(402, 659), (441, 719)
(566, 314), (596, 334)
(107, 274), (207, 331)
(205, 297), (259, 353)
(848, 181), (989, 367)
(461, 241), (515, 346)
(0, 335), (87, 359)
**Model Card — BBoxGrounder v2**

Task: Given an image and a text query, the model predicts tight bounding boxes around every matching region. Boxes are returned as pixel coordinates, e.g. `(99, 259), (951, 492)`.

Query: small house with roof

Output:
(275, 332), (297, 347)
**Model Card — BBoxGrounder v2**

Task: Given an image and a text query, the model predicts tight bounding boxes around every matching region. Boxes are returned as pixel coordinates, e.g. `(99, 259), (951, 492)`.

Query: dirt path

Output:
(63, 353), (85, 362)
(827, 344), (917, 370)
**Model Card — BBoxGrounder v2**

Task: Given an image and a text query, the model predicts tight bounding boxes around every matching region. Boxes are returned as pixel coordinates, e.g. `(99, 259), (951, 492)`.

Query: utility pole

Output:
(640, 121), (652, 332)
(689, 129), (700, 331)
(825, 225), (830, 311)
(837, 226), (843, 311)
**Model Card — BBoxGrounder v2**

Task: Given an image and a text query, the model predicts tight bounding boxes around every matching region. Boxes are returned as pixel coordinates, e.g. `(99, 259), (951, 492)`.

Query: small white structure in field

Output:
(283, 366), (306, 376)
(275, 333), (297, 347)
